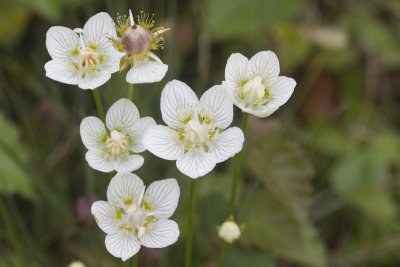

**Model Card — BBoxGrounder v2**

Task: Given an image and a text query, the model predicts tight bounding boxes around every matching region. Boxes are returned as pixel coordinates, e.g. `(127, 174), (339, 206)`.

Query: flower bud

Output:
(68, 261), (86, 267)
(218, 221), (241, 243)
(122, 25), (152, 55)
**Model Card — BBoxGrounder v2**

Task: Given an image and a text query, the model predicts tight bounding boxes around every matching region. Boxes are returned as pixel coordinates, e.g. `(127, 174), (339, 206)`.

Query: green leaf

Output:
(0, 113), (36, 200)
(206, 0), (300, 40)
(242, 138), (326, 267)
(331, 136), (398, 223)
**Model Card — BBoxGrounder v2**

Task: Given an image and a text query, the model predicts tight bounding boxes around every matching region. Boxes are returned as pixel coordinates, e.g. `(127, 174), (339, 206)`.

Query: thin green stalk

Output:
(217, 113), (249, 267)
(185, 180), (197, 267)
(228, 113), (249, 215)
(133, 255), (139, 267)
(92, 89), (105, 121)
(217, 242), (229, 267)
(128, 83), (135, 101)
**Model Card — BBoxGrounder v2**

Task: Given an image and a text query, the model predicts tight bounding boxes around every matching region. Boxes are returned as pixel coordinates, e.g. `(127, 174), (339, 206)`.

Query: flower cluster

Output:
(45, 9), (296, 262)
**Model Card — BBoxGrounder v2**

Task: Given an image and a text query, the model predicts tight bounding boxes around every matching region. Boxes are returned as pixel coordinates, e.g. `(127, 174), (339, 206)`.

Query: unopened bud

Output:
(218, 221), (241, 243)
(122, 25), (152, 55)
(68, 261), (86, 267)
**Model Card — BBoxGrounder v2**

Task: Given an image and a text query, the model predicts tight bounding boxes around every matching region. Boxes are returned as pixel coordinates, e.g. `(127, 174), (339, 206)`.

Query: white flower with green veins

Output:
(143, 80), (245, 179)
(45, 12), (123, 90)
(80, 98), (155, 173)
(223, 51), (297, 118)
(91, 173), (180, 261)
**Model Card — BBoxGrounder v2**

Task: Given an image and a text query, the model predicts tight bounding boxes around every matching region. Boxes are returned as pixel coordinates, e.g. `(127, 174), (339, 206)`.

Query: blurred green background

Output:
(1, 0), (400, 266)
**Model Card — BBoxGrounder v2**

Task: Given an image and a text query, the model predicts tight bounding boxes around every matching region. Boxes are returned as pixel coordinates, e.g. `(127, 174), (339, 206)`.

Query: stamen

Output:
(138, 186), (146, 204)
(73, 28), (86, 49)
(137, 11), (155, 29)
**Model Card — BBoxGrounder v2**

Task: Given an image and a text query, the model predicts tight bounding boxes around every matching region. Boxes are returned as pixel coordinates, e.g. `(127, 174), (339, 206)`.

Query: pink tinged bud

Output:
(122, 25), (152, 55)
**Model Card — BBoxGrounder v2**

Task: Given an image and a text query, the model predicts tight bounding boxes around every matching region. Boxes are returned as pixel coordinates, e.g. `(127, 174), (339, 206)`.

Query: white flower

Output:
(143, 80), (245, 179)
(68, 261), (86, 267)
(223, 51), (296, 118)
(218, 221), (241, 243)
(45, 12), (123, 90)
(80, 98), (155, 173)
(91, 173), (180, 261)
(110, 10), (169, 84)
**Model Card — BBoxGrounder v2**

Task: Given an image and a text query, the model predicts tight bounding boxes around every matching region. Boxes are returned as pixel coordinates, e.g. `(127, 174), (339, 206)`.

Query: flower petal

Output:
(160, 80), (199, 128)
(199, 85), (233, 129)
(224, 53), (249, 89)
(46, 26), (79, 60)
(139, 219), (179, 248)
(78, 70), (111, 90)
(91, 201), (118, 234)
(245, 105), (279, 118)
(129, 117), (156, 153)
(106, 98), (140, 133)
(107, 173), (145, 207)
(113, 154), (144, 173)
(143, 125), (184, 160)
(176, 149), (216, 179)
(209, 127), (244, 163)
(105, 232), (141, 261)
(99, 49), (124, 73)
(85, 149), (114, 173)
(144, 179), (180, 219)
(83, 12), (117, 51)
(249, 51), (280, 82)
(126, 60), (168, 84)
(80, 116), (107, 150)
(268, 76), (296, 108)
(44, 60), (79, 85)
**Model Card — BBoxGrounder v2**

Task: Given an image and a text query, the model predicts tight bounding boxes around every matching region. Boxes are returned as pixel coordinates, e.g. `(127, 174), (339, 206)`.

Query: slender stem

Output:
(128, 83), (135, 101)
(185, 180), (197, 267)
(216, 113), (249, 267)
(228, 113), (249, 215)
(217, 242), (229, 267)
(92, 89), (105, 121)
(133, 255), (139, 267)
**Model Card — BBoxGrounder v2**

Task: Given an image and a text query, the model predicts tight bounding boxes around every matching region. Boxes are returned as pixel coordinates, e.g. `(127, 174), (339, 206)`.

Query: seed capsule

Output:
(122, 25), (152, 55)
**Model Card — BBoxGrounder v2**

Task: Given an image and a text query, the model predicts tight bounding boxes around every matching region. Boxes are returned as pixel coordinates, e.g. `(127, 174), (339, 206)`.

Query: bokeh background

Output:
(1, 0), (400, 266)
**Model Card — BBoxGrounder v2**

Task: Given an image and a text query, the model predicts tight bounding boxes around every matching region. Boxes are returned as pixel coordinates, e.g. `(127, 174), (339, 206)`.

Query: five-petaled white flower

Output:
(109, 10), (169, 84)
(80, 98), (155, 173)
(223, 51), (296, 118)
(45, 12), (123, 90)
(91, 173), (180, 261)
(143, 80), (245, 179)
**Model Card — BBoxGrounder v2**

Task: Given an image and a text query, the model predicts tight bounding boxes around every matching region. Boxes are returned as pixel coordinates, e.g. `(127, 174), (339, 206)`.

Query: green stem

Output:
(228, 113), (249, 215)
(133, 255), (139, 267)
(185, 180), (197, 267)
(92, 89), (105, 121)
(128, 83), (135, 101)
(217, 113), (249, 267)
(217, 242), (229, 267)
